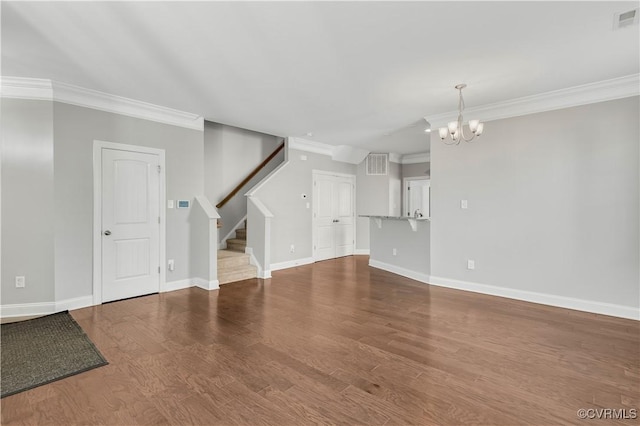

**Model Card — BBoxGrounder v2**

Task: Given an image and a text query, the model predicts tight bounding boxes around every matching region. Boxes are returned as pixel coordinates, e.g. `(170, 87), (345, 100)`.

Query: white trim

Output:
(55, 296), (93, 312)
(193, 278), (220, 291)
(0, 76), (53, 100)
(245, 247), (272, 279)
(354, 249), (370, 255)
(0, 301), (55, 318)
(162, 279), (194, 293)
(221, 215), (248, 246)
(388, 152), (402, 164)
(428, 276), (640, 321)
(0, 295), (93, 318)
(270, 257), (315, 271)
(401, 152), (430, 164)
(369, 259), (431, 284)
(427, 74), (640, 128)
(289, 137), (334, 157)
(93, 141), (166, 306)
(1, 76), (204, 131)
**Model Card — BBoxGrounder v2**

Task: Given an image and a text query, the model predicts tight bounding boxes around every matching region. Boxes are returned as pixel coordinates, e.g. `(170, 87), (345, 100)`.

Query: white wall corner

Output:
(194, 195), (220, 219)
(427, 73), (640, 128)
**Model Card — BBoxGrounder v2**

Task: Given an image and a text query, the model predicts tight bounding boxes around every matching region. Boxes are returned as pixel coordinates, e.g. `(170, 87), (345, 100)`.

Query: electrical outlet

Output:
(15, 276), (25, 288)
(168, 259), (175, 271)
(461, 200), (468, 209)
(392, 248), (397, 256)
(290, 244), (295, 253)
(467, 259), (475, 270)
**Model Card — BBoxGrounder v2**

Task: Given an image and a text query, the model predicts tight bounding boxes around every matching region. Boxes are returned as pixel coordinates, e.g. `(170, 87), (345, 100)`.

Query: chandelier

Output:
(438, 84), (484, 144)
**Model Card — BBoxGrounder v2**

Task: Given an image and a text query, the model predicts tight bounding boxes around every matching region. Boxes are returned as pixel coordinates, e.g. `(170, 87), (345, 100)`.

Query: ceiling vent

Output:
(366, 153), (388, 175)
(614, 8), (639, 30)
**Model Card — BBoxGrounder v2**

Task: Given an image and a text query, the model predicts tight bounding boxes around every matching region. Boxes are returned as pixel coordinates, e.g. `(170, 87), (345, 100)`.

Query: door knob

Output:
(103, 230), (111, 236)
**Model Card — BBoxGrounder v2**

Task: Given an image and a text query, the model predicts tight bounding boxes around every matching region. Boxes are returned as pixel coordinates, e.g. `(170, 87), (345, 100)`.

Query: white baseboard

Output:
(162, 279), (194, 293)
(56, 296), (93, 312)
(194, 278), (220, 291)
(271, 256), (314, 272)
(245, 247), (272, 279)
(1, 295), (93, 318)
(368, 259), (431, 284)
(428, 275), (640, 321)
(0, 301), (56, 318)
(354, 249), (370, 255)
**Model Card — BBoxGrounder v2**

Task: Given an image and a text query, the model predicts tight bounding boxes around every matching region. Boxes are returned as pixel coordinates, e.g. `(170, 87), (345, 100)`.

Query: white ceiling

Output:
(2, 1), (639, 154)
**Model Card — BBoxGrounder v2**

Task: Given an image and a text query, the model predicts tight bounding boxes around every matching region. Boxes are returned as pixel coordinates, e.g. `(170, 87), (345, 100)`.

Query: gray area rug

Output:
(1, 311), (108, 398)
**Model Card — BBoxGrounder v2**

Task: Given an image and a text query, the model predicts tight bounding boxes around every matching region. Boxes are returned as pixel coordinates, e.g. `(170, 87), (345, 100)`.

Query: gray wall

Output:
(53, 103), (204, 299)
(254, 149), (356, 264)
(355, 158), (403, 251)
(1, 99), (55, 304)
(402, 162), (430, 178)
(369, 219), (430, 276)
(430, 96), (639, 309)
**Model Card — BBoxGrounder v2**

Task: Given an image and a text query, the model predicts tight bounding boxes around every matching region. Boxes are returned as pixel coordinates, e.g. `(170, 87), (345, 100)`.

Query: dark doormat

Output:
(1, 311), (108, 398)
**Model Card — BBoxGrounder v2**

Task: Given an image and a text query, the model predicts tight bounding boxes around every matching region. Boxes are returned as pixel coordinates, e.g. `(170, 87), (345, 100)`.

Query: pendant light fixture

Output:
(438, 84), (484, 144)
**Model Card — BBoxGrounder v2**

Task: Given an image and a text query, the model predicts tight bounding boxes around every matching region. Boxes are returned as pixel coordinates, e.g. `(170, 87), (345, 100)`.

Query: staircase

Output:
(218, 225), (257, 284)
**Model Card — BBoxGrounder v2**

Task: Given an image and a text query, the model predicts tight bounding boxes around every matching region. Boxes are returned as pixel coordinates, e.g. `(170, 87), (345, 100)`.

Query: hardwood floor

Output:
(2, 256), (638, 425)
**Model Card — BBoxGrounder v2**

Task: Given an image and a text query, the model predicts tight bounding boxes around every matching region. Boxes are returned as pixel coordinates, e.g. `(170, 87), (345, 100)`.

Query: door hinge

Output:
(158, 266), (161, 273)
(157, 165), (161, 173)
(313, 245), (316, 250)
(158, 216), (161, 224)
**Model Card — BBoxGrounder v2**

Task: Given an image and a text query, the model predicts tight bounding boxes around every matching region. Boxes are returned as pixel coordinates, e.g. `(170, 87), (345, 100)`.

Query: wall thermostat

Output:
(177, 200), (190, 209)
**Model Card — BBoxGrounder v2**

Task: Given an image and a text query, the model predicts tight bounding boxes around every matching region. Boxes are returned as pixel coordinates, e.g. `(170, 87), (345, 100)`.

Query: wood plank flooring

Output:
(2, 256), (638, 425)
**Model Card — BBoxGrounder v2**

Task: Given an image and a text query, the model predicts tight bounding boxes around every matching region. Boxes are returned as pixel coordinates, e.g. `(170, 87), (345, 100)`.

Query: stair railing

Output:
(216, 141), (285, 209)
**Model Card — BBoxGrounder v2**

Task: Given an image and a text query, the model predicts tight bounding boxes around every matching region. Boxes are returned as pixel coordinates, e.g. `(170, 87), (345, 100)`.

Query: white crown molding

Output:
(1, 76), (204, 131)
(401, 152), (430, 164)
(0, 76), (53, 100)
(427, 74), (640, 128)
(388, 152), (402, 164)
(288, 137), (335, 157)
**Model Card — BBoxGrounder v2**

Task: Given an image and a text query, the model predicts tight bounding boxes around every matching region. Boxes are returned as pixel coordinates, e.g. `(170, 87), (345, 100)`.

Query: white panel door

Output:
(313, 172), (355, 261)
(334, 180), (354, 257)
(314, 175), (336, 261)
(102, 149), (160, 302)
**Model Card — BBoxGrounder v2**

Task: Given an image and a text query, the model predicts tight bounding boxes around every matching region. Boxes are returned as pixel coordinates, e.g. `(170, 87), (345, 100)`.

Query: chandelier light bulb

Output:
(469, 119), (480, 133)
(476, 122), (484, 136)
(438, 127), (449, 139)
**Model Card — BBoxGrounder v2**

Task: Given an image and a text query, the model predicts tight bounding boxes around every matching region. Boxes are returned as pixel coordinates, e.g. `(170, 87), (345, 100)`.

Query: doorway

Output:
(312, 171), (356, 262)
(93, 141), (166, 304)
(404, 177), (430, 218)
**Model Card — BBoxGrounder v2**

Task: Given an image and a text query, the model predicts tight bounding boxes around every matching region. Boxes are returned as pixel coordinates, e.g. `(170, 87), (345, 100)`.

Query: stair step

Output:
(218, 250), (250, 269)
(219, 263), (257, 285)
(226, 238), (247, 252)
(235, 228), (246, 239)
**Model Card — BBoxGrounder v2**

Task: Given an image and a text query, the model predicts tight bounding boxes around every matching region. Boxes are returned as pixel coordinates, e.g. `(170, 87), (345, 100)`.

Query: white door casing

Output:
(93, 141), (166, 304)
(313, 171), (355, 262)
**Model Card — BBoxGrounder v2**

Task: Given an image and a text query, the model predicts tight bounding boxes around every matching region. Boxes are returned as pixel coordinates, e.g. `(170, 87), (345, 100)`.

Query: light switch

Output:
(461, 200), (468, 209)
(167, 200), (174, 209)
